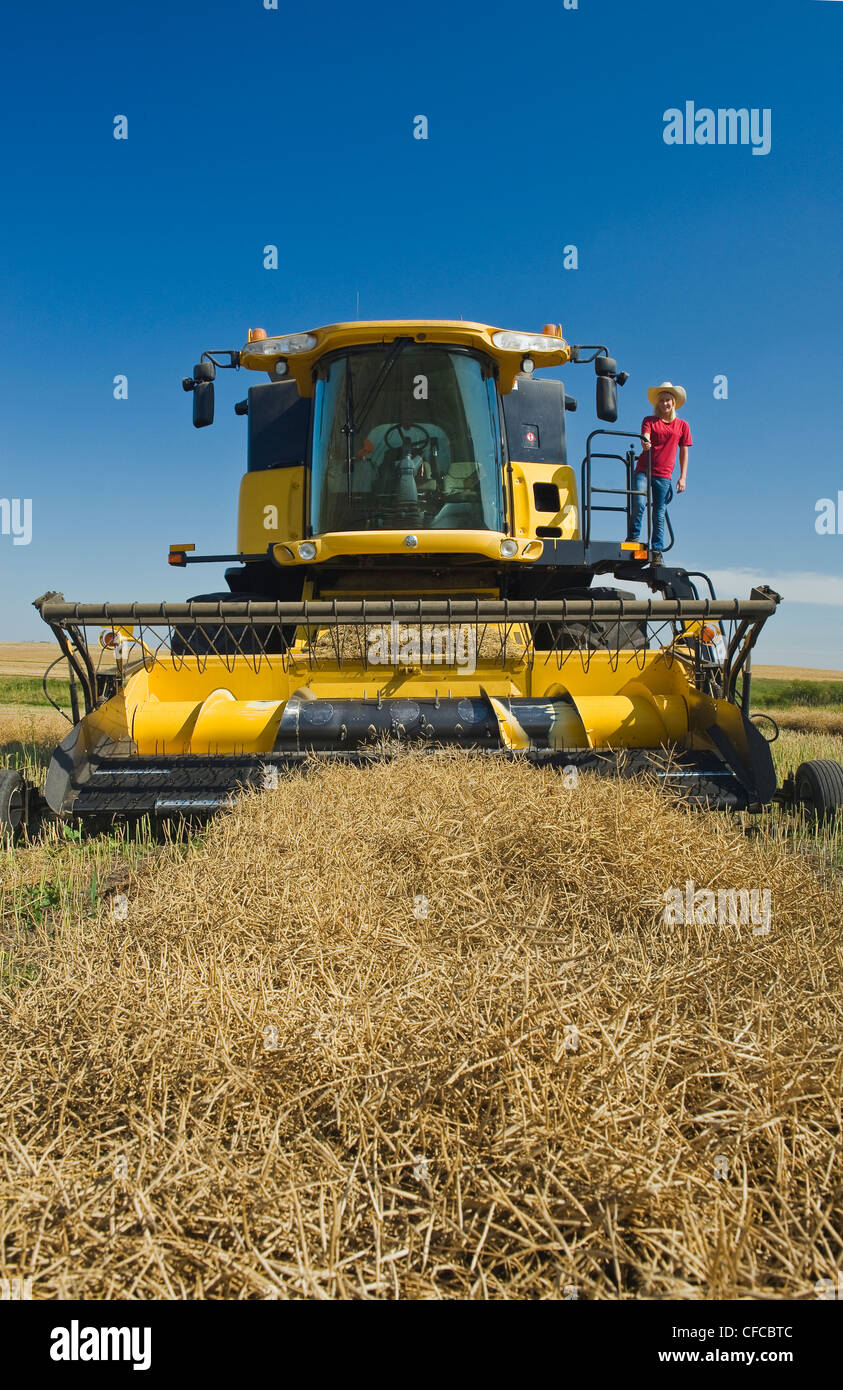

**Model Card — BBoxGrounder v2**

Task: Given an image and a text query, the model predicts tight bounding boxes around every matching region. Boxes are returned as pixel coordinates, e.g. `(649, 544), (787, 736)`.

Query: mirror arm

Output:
(568, 344), (609, 364)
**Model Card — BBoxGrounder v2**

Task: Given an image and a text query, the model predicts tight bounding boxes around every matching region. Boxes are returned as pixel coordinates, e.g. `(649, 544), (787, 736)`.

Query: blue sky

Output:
(1, 0), (841, 664)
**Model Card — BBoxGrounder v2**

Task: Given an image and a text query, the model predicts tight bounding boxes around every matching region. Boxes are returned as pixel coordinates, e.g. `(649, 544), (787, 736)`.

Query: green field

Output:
(0, 675), (70, 707)
(751, 677), (843, 710)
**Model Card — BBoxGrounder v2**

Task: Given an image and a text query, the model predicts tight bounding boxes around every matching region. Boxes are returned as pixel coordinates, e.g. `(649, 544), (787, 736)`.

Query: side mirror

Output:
(595, 355), (617, 377)
(193, 381), (215, 428)
(596, 376), (618, 422)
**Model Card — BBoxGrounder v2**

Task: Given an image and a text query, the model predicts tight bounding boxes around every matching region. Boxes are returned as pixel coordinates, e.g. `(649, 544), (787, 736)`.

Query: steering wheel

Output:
(384, 423), (431, 454)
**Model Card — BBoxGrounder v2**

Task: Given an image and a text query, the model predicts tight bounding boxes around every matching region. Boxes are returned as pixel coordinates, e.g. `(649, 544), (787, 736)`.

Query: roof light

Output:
(243, 333), (318, 356)
(247, 328), (268, 342)
(492, 330), (566, 353)
(541, 323), (563, 338)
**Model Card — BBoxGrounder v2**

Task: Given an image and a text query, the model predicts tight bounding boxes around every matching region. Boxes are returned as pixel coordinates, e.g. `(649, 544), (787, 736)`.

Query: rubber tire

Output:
(170, 592), (289, 657)
(794, 760), (843, 822)
(0, 768), (27, 840)
(530, 586), (648, 653)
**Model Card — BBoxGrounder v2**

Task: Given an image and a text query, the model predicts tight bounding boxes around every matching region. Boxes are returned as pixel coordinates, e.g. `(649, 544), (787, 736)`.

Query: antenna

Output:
(356, 290), (360, 319)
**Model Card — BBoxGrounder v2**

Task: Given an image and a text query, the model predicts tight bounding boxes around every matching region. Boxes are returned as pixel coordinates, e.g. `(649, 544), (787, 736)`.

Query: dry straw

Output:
(1, 752), (841, 1299)
(767, 708), (843, 738)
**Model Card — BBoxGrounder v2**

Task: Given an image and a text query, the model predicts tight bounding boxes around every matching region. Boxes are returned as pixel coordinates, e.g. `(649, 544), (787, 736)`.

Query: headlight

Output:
(242, 333), (318, 356)
(297, 541), (317, 560)
(492, 331), (566, 353)
(500, 539), (519, 558)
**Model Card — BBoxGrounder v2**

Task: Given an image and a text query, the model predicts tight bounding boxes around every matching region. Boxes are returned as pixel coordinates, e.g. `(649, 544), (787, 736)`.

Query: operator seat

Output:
(431, 458), (484, 529)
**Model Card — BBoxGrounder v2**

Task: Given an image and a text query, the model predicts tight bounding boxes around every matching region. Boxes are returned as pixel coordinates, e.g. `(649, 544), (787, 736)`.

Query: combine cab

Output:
(14, 318), (843, 832)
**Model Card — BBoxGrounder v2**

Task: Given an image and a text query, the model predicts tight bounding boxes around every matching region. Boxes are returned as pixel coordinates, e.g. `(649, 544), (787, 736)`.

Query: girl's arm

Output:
(676, 445), (689, 492)
(639, 421), (651, 463)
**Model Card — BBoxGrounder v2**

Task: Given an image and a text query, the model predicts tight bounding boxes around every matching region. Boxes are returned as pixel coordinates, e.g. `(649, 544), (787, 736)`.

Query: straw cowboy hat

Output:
(648, 381), (687, 409)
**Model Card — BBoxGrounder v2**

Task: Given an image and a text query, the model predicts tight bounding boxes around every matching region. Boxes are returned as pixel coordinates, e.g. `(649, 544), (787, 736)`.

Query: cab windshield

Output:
(310, 345), (504, 533)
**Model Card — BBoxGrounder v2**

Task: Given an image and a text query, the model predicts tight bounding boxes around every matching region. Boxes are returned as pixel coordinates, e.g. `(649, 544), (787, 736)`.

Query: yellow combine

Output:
(17, 317), (842, 830)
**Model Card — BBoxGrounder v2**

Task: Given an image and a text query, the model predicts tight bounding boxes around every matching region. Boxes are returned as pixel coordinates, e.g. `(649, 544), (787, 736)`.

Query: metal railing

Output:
(581, 429), (674, 555)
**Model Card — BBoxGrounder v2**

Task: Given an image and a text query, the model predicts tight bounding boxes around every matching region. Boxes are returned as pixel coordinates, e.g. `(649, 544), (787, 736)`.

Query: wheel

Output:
(794, 760), (843, 821)
(170, 592), (290, 657)
(529, 586), (648, 653)
(0, 768), (28, 840)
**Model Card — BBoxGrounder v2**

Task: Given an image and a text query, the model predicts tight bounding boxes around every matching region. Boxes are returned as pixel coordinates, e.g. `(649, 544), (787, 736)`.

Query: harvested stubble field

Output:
(763, 708), (843, 738)
(1, 751), (842, 1300)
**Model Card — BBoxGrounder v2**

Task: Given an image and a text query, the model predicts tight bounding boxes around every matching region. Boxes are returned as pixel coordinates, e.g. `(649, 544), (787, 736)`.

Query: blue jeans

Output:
(630, 473), (673, 551)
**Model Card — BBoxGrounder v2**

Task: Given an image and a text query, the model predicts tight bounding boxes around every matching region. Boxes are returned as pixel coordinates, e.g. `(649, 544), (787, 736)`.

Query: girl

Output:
(628, 381), (692, 566)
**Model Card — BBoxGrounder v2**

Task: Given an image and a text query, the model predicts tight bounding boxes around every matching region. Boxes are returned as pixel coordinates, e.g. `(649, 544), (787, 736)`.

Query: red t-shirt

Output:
(636, 416), (692, 479)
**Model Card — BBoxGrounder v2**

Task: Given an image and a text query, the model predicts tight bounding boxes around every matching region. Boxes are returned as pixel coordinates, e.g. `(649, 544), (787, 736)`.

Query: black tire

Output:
(0, 768), (27, 840)
(531, 586), (648, 653)
(170, 592), (289, 658)
(794, 760), (843, 821)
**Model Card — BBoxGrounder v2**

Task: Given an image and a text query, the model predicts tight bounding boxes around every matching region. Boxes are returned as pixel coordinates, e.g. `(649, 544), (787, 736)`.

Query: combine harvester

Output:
(5, 318), (843, 834)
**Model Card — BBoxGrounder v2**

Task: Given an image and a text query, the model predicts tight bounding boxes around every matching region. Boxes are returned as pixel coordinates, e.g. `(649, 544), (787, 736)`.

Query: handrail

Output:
(581, 428), (674, 554)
